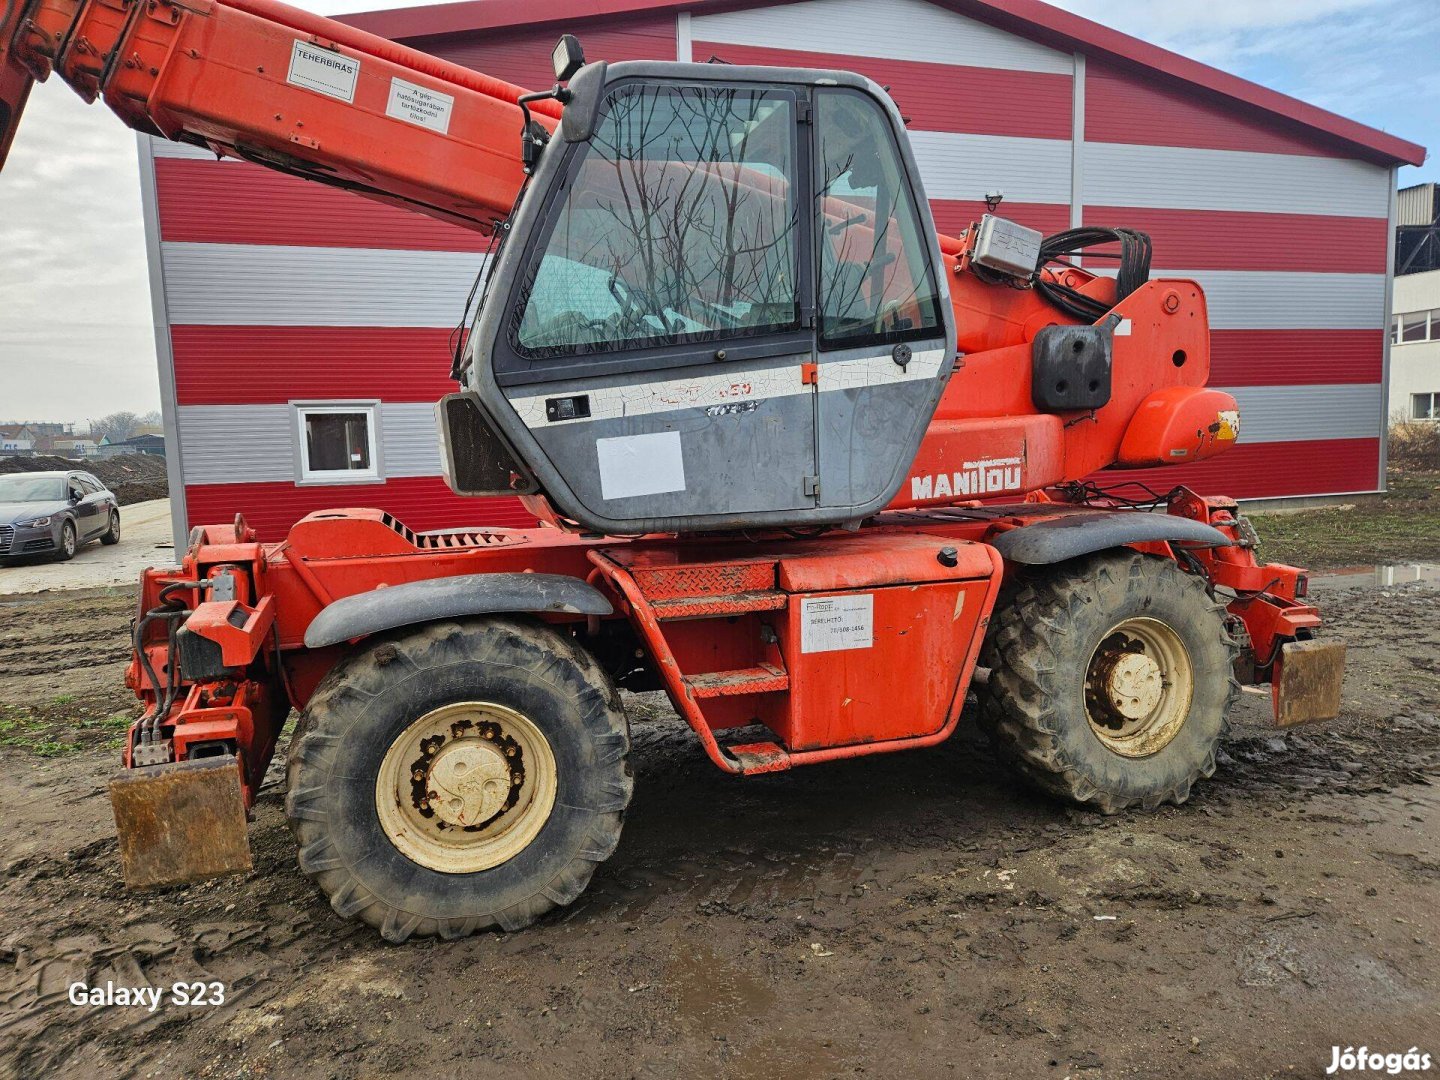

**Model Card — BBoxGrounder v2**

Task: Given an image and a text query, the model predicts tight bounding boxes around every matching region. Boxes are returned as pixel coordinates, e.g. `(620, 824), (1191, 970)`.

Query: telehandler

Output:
(2, 0), (1345, 941)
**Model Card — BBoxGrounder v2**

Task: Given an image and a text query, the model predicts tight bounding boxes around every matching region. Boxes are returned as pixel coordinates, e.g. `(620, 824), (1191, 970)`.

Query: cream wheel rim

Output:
(376, 701), (557, 874)
(1083, 617), (1194, 758)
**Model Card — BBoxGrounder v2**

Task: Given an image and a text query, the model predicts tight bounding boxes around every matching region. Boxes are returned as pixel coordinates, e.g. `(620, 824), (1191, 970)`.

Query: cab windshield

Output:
(513, 82), (800, 357)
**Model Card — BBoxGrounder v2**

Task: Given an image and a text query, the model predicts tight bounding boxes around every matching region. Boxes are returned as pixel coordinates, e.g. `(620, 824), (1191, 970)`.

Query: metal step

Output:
(650, 590), (788, 620)
(726, 741), (791, 774)
(683, 663), (789, 699)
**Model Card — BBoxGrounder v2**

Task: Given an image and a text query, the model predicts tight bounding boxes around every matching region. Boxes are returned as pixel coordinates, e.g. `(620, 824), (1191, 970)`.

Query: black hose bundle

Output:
(1034, 226), (1152, 322)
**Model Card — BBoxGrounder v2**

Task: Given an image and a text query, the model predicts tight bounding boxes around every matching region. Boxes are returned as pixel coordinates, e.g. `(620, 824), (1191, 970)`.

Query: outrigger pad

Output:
(1273, 640), (1346, 728)
(110, 756), (252, 889)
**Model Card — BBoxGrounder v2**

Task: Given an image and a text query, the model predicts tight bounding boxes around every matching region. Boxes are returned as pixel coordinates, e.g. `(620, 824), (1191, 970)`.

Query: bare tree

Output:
(91, 411), (140, 443)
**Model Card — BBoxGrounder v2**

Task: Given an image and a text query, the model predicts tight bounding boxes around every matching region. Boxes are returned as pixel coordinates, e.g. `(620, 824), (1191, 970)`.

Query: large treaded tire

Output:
(977, 552), (1239, 814)
(285, 616), (631, 942)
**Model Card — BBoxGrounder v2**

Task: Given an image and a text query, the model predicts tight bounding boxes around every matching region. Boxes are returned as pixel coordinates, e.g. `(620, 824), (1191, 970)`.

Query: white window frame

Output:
(1396, 309), (1437, 344)
(292, 401), (383, 485)
(1413, 392), (1440, 422)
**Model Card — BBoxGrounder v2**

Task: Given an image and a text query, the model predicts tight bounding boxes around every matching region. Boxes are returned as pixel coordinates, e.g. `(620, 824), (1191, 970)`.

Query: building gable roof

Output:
(341, 0), (1425, 167)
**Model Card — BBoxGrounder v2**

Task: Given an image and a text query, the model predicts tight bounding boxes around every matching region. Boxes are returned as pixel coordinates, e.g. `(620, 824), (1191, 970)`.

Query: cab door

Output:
(483, 79), (818, 531)
(811, 88), (951, 509)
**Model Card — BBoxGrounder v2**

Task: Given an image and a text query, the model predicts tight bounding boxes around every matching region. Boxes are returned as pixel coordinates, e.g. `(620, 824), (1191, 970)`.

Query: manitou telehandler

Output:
(2, 0), (1346, 941)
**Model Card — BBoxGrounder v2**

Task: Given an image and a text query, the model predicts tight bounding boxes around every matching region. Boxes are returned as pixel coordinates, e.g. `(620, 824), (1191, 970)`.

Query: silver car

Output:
(0, 470), (120, 562)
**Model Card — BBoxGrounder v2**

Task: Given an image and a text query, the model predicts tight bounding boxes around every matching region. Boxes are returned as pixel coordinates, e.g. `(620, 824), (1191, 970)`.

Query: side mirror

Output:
(69, 489), (82, 503)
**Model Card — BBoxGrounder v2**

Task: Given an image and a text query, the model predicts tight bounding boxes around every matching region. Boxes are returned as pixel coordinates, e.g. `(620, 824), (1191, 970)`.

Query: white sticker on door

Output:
(287, 41), (360, 103)
(596, 431), (686, 500)
(800, 594), (874, 654)
(387, 77), (454, 134)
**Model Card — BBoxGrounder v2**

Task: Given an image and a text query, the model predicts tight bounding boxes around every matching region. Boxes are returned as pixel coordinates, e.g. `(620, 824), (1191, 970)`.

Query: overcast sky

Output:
(0, 0), (1434, 428)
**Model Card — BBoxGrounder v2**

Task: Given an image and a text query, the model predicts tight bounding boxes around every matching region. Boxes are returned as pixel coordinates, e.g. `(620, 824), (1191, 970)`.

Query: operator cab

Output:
(442, 40), (956, 533)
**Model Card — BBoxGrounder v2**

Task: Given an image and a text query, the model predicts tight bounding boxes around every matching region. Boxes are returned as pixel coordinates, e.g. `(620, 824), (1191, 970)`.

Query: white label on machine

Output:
(800, 594), (874, 654)
(387, 77), (454, 134)
(287, 41), (360, 103)
(596, 431), (686, 500)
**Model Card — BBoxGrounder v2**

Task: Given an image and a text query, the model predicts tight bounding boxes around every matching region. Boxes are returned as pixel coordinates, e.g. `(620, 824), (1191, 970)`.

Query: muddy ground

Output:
(1, 576), (1437, 1080)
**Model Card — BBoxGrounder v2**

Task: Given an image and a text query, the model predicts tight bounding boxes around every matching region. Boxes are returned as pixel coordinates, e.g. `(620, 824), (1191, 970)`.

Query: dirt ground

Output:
(1, 569), (1438, 1078)
(0, 499), (173, 596)
(1249, 467), (1440, 570)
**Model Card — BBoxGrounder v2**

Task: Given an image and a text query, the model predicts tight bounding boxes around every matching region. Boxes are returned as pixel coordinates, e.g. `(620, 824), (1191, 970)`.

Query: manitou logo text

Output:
(910, 457), (1023, 501)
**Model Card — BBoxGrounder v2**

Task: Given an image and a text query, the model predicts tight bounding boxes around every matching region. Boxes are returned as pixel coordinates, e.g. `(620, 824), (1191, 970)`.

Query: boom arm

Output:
(1, 0), (559, 232)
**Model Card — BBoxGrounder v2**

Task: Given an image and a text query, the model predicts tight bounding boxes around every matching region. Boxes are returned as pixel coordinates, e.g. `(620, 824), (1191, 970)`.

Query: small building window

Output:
(295, 403), (380, 483)
(1413, 393), (1440, 421)
(1400, 311), (1430, 343)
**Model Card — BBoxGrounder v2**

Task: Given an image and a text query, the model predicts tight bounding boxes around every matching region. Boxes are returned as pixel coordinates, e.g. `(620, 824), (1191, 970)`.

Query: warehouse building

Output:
(140, 0), (1426, 543)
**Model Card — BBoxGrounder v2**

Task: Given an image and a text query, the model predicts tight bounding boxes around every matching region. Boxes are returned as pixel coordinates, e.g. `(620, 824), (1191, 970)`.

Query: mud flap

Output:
(1272, 640), (1346, 728)
(110, 756), (253, 889)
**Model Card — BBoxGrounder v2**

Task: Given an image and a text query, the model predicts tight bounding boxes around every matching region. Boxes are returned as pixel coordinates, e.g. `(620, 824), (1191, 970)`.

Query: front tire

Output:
(977, 553), (1238, 814)
(285, 616), (632, 942)
(55, 520), (77, 562)
(101, 511), (121, 545)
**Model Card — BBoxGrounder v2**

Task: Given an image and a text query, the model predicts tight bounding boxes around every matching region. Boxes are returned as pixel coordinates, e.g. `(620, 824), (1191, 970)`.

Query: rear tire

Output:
(977, 552), (1239, 814)
(286, 616), (632, 942)
(55, 520), (77, 562)
(101, 512), (120, 545)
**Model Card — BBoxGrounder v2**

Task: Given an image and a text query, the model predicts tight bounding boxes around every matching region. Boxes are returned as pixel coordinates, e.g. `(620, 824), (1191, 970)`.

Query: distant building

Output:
(1393, 268), (1440, 421)
(98, 433), (166, 457)
(0, 424), (38, 452)
(1397, 183), (1440, 276)
(52, 437), (100, 457)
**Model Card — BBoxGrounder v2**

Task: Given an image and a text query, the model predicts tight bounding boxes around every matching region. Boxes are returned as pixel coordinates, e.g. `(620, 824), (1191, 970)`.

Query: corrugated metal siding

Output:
(693, 0), (1072, 73)
(380, 402), (445, 476)
(1095, 267), (1385, 329)
(1081, 40), (1391, 497)
(160, 243), (488, 326)
(1396, 183), (1438, 227)
(176, 404), (294, 485)
(907, 131), (1072, 205)
(930, 200), (1070, 238)
(1220, 383), (1383, 442)
(170, 326), (459, 405)
(685, 41), (1073, 139)
(419, 17), (678, 86)
(1085, 60), (1346, 158)
(1082, 142), (1391, 216)
(154, 158), (488, 251)
(1082, 207), (1389, 273)
(1209, 330), (1384, 387)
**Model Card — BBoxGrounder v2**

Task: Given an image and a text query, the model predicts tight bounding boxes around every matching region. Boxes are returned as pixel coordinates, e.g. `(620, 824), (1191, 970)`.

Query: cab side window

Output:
(814, 89), (942, 350)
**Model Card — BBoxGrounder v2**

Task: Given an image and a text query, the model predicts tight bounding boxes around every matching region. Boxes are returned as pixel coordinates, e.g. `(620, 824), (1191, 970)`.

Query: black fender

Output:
(989, 510), (1230, 566)
(303, 572), (613, 649)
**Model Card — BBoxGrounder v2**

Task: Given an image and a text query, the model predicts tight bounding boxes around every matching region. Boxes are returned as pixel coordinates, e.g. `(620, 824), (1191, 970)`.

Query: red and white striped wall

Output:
(142, 0), (1401, 545)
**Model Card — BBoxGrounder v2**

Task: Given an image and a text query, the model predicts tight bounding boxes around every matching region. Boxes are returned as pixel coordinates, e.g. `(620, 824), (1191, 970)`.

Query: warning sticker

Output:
(287, 41), (359, 103)
(800, 594), (874, 654)
(387, 77), (455, 135)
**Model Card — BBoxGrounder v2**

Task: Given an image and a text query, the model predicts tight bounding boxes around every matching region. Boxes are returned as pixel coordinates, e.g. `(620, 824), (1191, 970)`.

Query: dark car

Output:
(0, 470), (120, 562)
